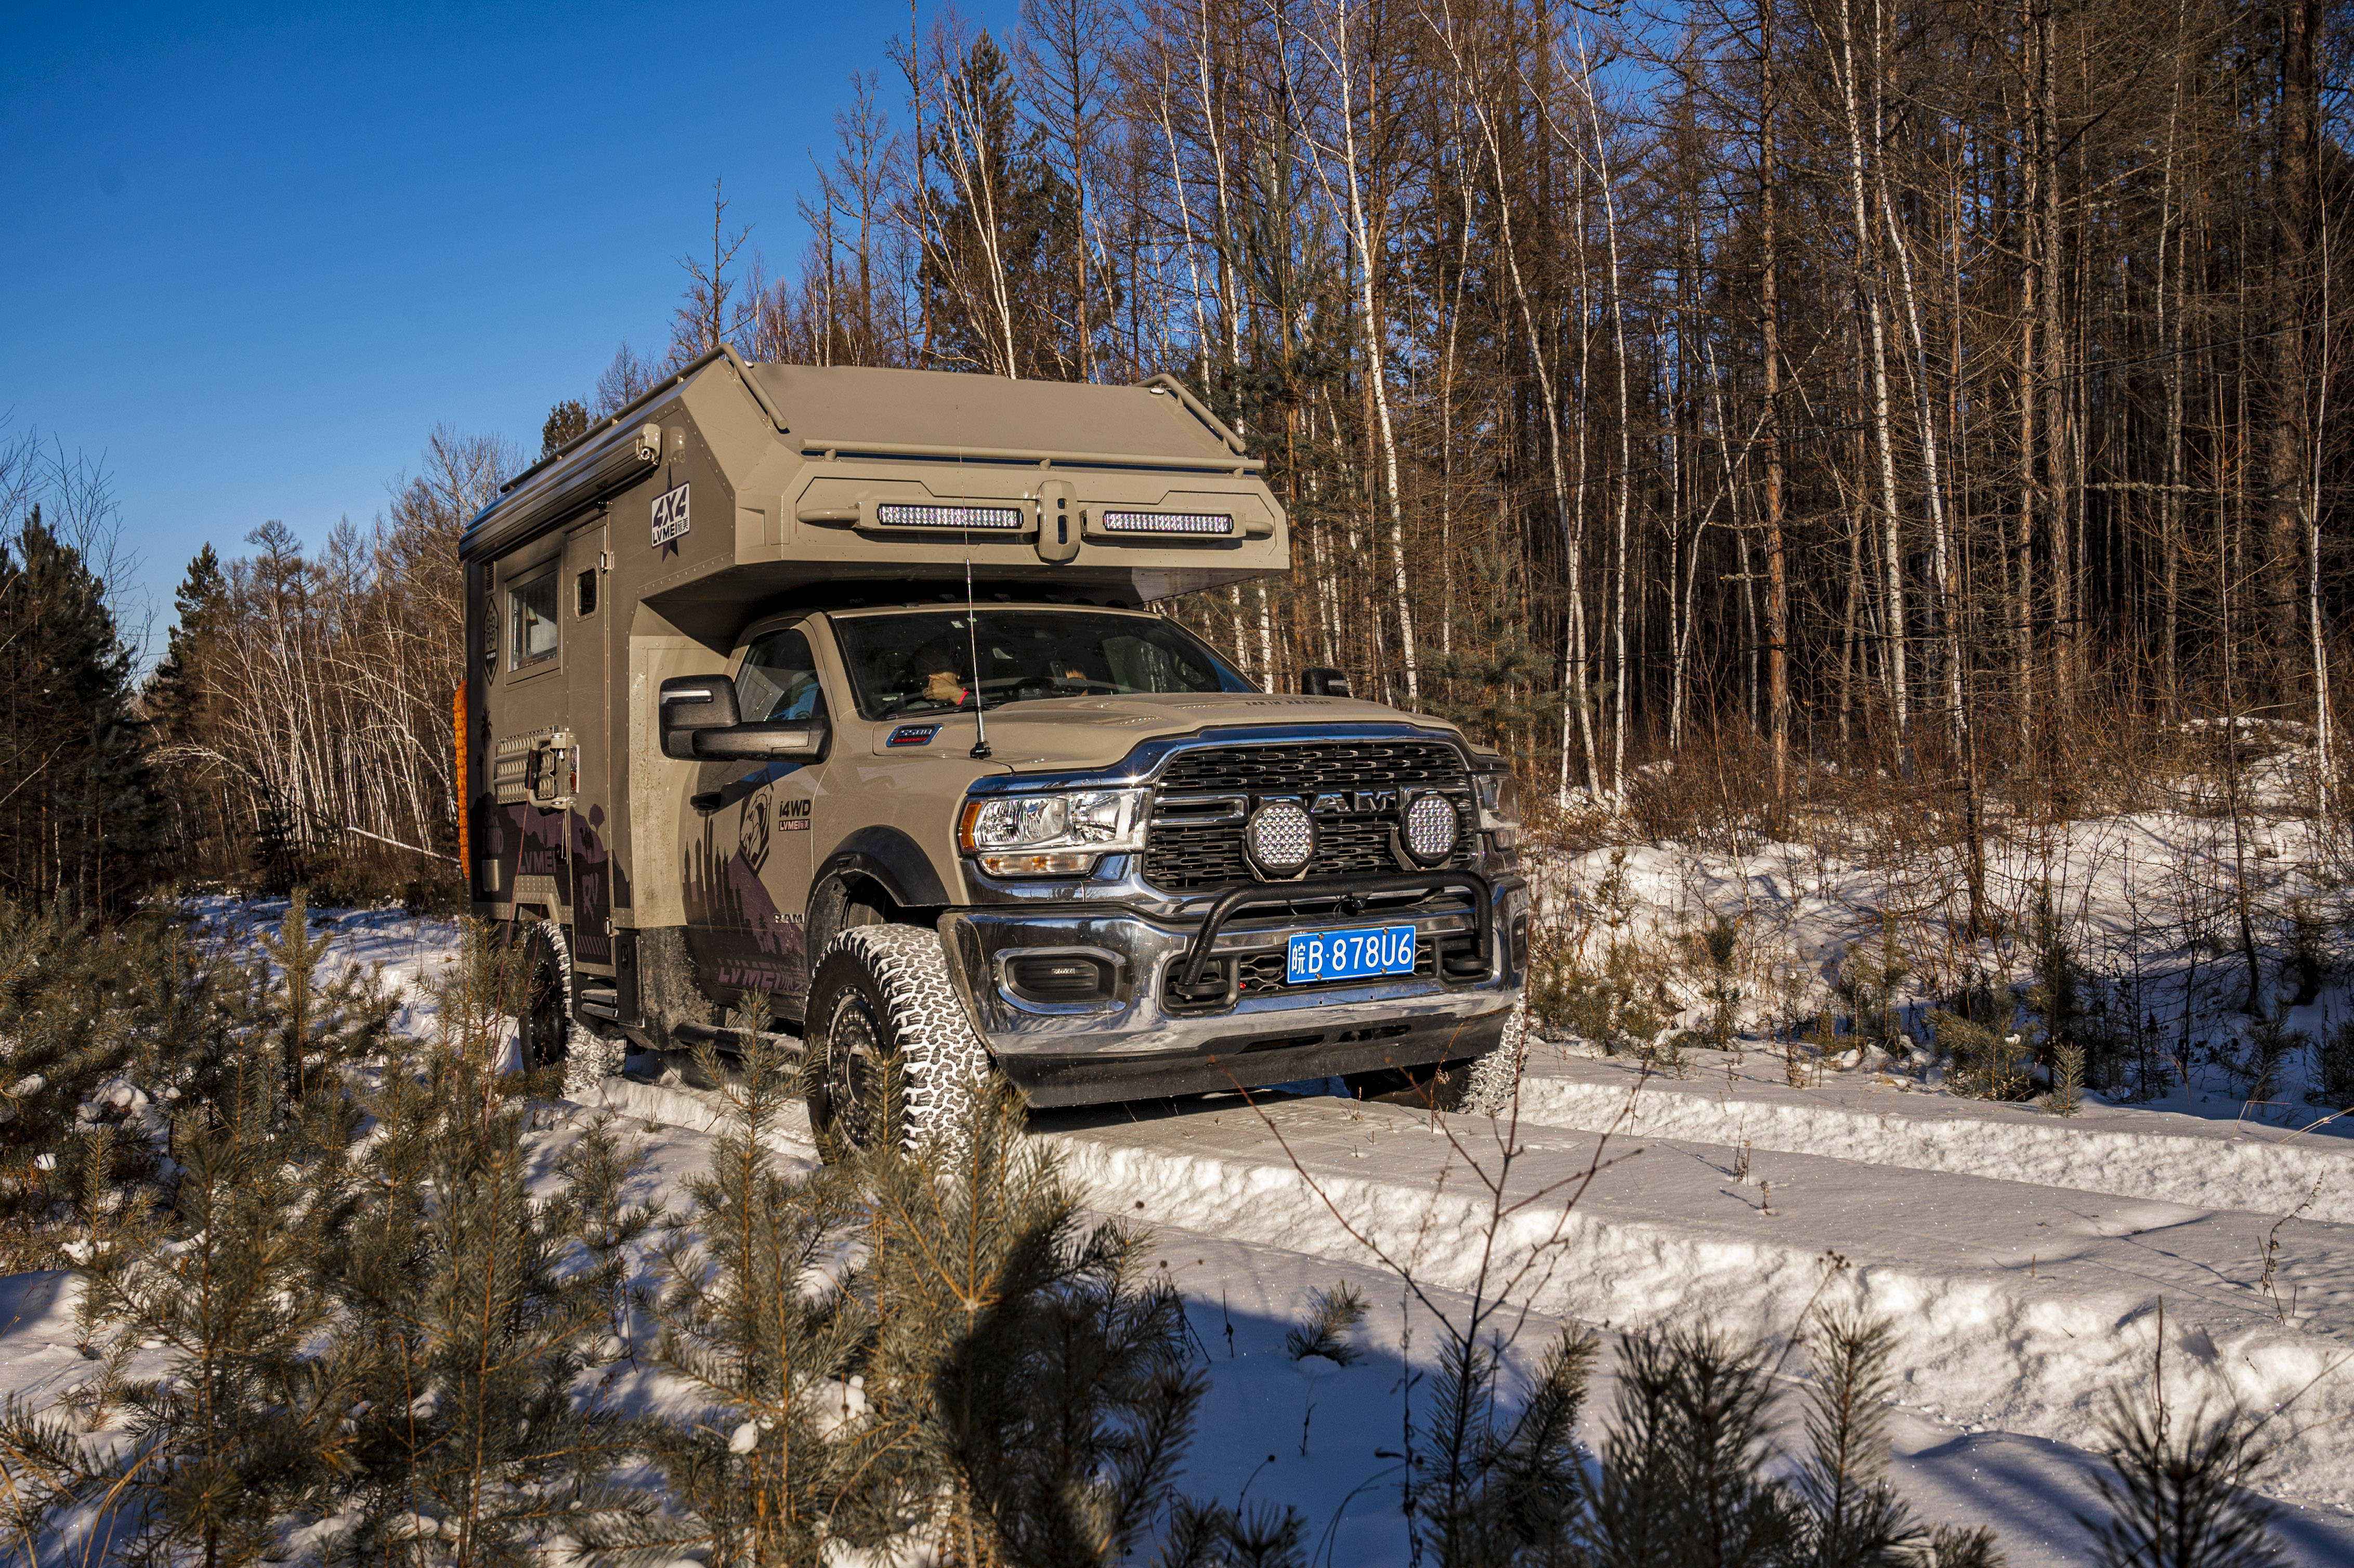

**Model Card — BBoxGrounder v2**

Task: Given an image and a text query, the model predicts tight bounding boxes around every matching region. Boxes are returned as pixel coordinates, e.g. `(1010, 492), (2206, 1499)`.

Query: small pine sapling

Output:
(844, 1072), (1206, 1566)
(1703, 915), (1743, 1056)
(1832, 930), (1913, 1066)
(1582, 1323), (1800, 1567)
(554, 1108), (665, 1363)
(0, 905), (190, 1273)
(2076, 1321), (2280, 1568)
(2235, 1008), (2307, 1104)
(1417, 1326), (1598, 1566)
(603, 1027), (868, 1567)
(2043, 1038), (2086, 1117)
(1161, 1497), (1310, 1567)
(1795, 1308), (1926, 1566)
(329, 917), (640, 1559)
(1283, 1282), (1368, 1366)
(249, 886), (395, 1102)
(1, 1041), (357, 1567)
(1930, 975), (2032, 1102)
(425, 916), (535, 1120)
(2316, 1017), (2354, 1106)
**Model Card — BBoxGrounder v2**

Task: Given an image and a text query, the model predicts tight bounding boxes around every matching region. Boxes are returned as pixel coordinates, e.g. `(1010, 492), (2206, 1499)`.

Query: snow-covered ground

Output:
(6, 877), (2351, 1565)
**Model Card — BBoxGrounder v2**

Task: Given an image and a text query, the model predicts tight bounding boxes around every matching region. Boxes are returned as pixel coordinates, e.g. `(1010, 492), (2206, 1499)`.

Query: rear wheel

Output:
(508, 921), (626, 1096)
(806, 924), (992, 1159)
(513, 924), (570, 1073)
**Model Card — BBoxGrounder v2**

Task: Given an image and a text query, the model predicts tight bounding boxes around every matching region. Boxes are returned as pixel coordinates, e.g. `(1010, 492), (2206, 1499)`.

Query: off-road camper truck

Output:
(459, 346), (1528, 1148)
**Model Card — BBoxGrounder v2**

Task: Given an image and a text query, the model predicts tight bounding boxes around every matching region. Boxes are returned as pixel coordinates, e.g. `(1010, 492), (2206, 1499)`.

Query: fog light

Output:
(1006, 953), (1114, 1004)
(1245, 800), (1316, 878)
(1400, 792), (1460, 865)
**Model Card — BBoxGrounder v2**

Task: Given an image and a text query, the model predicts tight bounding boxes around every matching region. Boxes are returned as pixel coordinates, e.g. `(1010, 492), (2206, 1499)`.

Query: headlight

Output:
(1474, 769), (1520, 850)
(958, 788), (1148, 877)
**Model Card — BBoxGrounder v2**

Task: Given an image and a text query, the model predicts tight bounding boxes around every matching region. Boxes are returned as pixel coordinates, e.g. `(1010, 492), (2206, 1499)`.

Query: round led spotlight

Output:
(1399, 792), (1461, 866)
(1245, 799), (1317, 879)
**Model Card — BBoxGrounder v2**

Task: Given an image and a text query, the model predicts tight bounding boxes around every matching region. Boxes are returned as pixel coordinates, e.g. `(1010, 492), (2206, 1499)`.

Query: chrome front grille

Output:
(1142, 740), (1477, 892)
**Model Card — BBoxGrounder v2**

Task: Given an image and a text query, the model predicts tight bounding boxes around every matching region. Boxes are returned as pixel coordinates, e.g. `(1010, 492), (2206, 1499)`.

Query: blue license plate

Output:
(1286, 924), (1418, 984)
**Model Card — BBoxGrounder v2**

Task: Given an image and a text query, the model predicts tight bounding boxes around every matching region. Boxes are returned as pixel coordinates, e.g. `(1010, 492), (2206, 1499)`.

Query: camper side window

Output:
(737, 629), (825, 723)
(508, 569), (559, 670)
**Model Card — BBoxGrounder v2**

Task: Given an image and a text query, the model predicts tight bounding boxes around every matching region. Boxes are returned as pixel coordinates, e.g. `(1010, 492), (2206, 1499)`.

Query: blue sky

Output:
(3, 1), (1011, 650)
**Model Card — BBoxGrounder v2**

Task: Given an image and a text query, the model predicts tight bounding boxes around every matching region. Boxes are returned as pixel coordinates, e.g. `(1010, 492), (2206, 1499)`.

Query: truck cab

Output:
(460, 349), (1527, 1146)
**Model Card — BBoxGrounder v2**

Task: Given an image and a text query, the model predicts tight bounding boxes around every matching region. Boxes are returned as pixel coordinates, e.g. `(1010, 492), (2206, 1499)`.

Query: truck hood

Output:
(952, 691), (1467, 773)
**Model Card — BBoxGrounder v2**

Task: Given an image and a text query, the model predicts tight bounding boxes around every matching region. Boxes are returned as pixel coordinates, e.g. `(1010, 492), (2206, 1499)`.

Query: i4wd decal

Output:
(651, 482), (690, 552)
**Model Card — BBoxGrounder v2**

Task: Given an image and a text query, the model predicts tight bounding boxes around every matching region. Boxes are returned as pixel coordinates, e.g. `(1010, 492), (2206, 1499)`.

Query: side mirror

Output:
(694, 717), (830, 761)
(659, 675), (742, 759)
(1301, 667), (1352, 698)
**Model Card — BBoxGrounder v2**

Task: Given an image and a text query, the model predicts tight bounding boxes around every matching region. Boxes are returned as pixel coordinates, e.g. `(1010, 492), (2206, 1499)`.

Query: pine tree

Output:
(919, 31), (1086, 377)
(1584, 1323), (1801, 1567)
(1419, 551), (1568, 759)
(0, 508), (166, 918)
(1418, 1327), (1599, 1566)
(245, 887), (394, 1103)
(249, 788), (304, 897)
(554, 1109), (664, 1363)
(2077, 1329), (2279, 1568)
(602, 1031), (868, 1566)
(1796, 1310), (1925, 1567)
(842, 1075), (1205, 1565)
(0, 1031), (361, 1567)
(2023, 885), (2087, 1082)
(327, 919), (642, 1559)
(541, 399), (590, 459)
(0, 902), (200, 1274)
(145, 545), (232, 876)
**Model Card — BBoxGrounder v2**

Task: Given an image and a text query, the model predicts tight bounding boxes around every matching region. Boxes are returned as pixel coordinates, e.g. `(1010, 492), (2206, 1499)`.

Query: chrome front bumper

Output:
(940, 875), (1528, 1106)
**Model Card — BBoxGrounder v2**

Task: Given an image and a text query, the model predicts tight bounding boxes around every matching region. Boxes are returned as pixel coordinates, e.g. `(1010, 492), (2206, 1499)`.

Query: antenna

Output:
(965, 548), (991, 759)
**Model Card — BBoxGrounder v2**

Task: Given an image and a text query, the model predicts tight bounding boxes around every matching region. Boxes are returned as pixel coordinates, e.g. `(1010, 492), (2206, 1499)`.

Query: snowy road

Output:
(590, 1066), (2354, 1565)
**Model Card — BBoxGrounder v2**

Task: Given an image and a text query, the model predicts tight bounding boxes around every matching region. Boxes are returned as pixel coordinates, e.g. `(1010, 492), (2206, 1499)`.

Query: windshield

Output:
(830, 609), (1253, 719)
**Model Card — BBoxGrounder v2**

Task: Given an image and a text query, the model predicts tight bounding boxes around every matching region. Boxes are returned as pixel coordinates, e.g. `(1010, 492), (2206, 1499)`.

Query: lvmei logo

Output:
(651, 482), (690, 551)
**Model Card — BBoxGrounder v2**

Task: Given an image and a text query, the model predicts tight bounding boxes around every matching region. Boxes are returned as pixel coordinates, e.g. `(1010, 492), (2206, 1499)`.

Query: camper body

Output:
(459, 349), (1527, 1140)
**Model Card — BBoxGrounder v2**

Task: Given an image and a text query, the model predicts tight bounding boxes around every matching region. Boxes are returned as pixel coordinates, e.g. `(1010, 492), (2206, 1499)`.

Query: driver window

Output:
(736, 628), (825, 723)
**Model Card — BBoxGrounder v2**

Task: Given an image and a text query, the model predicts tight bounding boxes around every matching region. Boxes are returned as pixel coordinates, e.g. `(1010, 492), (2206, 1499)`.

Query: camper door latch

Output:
(525, 730), (579, 812)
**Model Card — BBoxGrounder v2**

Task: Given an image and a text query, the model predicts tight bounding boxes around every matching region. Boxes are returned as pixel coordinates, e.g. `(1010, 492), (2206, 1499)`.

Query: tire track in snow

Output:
(1509, 1065), (2354, 1223)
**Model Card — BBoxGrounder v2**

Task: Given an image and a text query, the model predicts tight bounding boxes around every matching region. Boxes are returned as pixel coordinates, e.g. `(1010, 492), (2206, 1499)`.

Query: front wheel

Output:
(1342, 1001), (1526, 1117)
(805, 924), (993, 1159)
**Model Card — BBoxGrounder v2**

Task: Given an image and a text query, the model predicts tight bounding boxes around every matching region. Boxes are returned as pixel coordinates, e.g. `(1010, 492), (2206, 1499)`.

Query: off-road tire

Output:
(1456, 999), (1527, 1117)
(509, 921), (626, 1097)
(806, 924), (992, 1159)
(1343, 1001), (1526, 1116)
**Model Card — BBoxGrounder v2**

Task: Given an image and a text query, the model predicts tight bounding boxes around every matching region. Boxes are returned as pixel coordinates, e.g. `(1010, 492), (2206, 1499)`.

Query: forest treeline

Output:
(680, 0), (2351, 809)
(12, 0), (2348, 893)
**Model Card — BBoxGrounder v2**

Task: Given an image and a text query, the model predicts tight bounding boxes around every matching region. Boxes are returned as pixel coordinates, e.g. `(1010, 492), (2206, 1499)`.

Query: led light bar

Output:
(873, 503), (1024, 530)
(1099, 510), (1234, 535)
